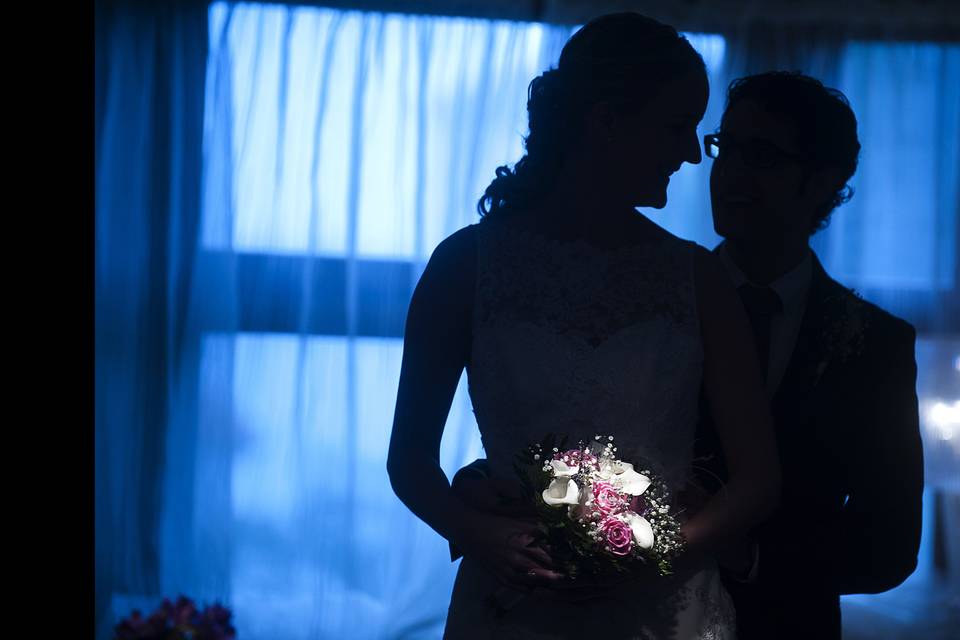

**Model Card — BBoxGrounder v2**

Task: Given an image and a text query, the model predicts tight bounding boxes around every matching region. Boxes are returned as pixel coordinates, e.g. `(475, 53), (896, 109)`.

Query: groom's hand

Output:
(451, 462), (536, 519)
(449, 458), (540, 564)
(454, 476), (536, 519)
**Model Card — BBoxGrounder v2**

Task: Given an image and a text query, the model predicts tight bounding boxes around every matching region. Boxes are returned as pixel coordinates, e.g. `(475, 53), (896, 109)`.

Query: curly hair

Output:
(723, 71), (861, 234)
(477, 13), (706, 218)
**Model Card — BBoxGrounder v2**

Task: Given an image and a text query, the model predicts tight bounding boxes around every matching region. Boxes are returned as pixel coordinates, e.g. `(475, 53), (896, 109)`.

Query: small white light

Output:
(926, 400), (960, 441)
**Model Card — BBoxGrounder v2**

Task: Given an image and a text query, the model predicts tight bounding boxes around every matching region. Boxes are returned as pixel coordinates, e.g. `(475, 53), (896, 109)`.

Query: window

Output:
(191, 5), (728, 636)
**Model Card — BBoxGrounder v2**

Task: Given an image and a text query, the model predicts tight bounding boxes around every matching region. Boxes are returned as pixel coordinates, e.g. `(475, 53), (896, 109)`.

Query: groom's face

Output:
(710, 99), (813, 249)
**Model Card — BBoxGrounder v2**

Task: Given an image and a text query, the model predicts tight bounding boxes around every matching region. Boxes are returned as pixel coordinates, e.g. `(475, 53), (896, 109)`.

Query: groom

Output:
(449, 71), (924, 639)
(693, 71), (923, 639)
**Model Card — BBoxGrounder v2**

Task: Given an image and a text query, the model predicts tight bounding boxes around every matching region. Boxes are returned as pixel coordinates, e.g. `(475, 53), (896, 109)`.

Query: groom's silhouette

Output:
(695, 71), (923, 640)
(449, 71), (923, 640)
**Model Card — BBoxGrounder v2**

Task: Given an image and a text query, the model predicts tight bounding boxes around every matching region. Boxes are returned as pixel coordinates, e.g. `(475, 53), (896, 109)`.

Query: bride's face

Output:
(590, 71), (709, 210)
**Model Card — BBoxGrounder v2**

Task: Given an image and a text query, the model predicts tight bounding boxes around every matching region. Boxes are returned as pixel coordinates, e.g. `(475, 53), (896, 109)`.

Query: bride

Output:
(387, 13), (780, 639)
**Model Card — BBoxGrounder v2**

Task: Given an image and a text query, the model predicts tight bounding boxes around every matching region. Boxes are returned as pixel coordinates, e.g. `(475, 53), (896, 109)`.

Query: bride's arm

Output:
(387, 227), (559, 587)
(387, 228), (477, 545)
(680, 246), (781, 554)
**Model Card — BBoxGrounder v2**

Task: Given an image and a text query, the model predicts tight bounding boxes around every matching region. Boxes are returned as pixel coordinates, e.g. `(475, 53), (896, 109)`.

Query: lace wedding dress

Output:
(444, 218), (736, 639)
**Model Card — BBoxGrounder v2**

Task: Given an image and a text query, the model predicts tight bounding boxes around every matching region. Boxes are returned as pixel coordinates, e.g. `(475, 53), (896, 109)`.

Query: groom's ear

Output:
(801, 165), (845, 208)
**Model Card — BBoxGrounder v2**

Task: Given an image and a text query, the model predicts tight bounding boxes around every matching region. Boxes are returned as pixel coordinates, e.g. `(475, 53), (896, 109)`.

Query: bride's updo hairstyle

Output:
(477, 13), (706, 218)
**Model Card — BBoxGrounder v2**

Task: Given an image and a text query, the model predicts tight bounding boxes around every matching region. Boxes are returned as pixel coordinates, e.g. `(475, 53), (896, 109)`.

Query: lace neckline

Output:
(483, 217), (661, 258)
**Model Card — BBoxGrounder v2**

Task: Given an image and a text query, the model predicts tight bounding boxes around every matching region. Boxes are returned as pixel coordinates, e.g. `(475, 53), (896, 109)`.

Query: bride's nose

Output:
(684, 128), (703, 166)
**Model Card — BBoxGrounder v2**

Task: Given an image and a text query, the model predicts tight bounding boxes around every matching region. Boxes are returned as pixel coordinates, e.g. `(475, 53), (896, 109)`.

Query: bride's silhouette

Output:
(388, 13), (780, 638)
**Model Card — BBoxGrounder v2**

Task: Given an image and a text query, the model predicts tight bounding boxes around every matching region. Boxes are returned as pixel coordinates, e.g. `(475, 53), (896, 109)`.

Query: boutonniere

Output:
(812, 289), (870, 387)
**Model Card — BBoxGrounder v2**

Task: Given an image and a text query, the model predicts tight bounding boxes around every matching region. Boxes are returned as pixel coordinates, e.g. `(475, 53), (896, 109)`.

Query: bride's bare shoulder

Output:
(424, 225), (478, 280)
(411, 225), (479, 316)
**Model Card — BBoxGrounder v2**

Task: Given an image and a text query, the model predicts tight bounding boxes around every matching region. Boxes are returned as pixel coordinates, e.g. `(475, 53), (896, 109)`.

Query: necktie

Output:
(737, 284), (783, 382)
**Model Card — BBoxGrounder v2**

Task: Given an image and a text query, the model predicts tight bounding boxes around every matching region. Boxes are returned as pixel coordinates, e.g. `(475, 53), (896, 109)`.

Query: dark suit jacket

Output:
(694, 250), (924, 640)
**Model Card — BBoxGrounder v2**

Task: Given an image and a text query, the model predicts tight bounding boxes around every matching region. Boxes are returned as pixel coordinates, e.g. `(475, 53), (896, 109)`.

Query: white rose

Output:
(542, 477), (581, 507)
(623, 512), (655, 549)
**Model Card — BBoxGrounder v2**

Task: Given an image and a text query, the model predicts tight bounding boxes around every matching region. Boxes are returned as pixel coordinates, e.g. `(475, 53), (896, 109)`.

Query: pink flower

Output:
(601, 516), (634, 556)
(592, 481), (628, 516)
(114, 597), (235, 640)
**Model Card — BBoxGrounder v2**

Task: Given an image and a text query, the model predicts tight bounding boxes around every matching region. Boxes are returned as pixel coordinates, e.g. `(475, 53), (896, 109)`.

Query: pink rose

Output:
(601, 516), (634, 556)
(592, 481), (628, 516)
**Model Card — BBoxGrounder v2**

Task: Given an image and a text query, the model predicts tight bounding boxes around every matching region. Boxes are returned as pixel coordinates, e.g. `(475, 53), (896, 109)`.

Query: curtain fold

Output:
(95, 0), (208, 636)
(816, 41), (960, 332)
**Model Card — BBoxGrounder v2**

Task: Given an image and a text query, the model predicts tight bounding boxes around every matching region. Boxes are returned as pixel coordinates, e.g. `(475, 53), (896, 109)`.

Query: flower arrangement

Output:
(113, 596), (236, 640)
(514, 434), (686, 580)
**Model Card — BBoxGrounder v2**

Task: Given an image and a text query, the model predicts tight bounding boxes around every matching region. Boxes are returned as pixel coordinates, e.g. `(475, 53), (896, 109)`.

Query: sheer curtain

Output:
(95, 0), (208, 635)
(822, 42), (959, 319)
(96, 2), (958, 638)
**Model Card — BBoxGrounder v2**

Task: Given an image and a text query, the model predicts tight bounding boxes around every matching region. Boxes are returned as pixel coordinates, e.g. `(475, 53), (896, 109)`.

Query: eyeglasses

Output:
(703, 133), (804, 169)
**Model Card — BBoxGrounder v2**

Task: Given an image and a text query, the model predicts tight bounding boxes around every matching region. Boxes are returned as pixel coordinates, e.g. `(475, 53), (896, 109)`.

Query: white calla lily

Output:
(614, 468), (652, 496)
(623, 512), (655, 549)
(542, 477), (581, 506)
(597, 460), (651, 496)
(550, 459), (579, 478)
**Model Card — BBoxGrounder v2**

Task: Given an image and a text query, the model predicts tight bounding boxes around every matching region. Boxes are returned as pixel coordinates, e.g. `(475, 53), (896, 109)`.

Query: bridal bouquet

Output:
(515, 434), (685, 579)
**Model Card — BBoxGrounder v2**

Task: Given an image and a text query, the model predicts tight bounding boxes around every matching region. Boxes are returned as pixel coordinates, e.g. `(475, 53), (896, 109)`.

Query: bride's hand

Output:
(457, 510), (565, 590)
